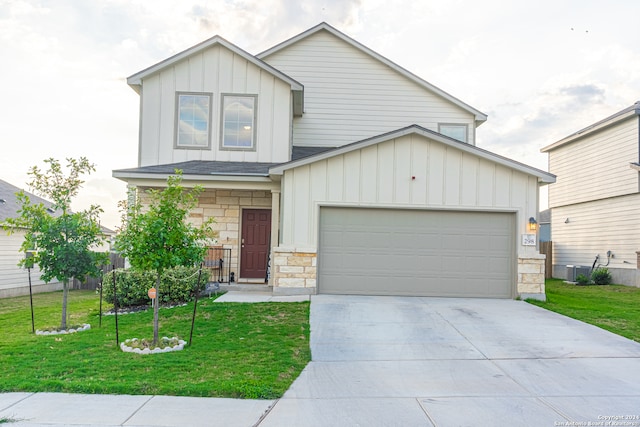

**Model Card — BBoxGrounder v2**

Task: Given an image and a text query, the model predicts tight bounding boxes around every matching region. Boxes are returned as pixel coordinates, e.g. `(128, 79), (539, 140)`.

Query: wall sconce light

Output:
(528, 217), (538, 231)
(564, 218), (570, 224)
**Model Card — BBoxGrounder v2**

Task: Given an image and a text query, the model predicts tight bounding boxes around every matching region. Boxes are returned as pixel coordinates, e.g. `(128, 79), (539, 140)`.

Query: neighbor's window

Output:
(438, 124), (468, 143)
(221, 94), (257, 150)
(176, 93), (212, 148)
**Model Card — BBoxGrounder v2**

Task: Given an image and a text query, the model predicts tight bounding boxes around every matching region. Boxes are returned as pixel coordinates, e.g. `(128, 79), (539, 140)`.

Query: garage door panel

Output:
(489, 235), (511, 250)
(318, 208), (515, 298)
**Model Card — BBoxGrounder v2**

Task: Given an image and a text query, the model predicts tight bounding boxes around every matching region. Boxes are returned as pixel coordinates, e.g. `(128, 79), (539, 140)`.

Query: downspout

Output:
(637, 112), (640, 192)
(637, 112), (640, 165)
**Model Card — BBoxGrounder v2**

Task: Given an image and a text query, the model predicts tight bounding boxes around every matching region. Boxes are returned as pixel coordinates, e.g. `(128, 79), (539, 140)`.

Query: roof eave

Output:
(126, 36), (304, 92)
(258, 22), (487, 123)
(541, 105), (640, 152)
(270, 125), (554, 183)
(112, 170), (272, 182)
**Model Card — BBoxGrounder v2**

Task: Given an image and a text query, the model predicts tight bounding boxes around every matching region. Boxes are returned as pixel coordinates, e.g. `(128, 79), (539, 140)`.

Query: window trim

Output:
(220, 93), (258, 152)
(438, 123), (469, 143)
(174, 92), (213, 150)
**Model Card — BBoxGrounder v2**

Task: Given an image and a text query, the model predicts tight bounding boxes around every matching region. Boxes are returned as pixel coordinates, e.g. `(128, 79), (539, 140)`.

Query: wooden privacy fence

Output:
(539, 241), (553, 279)
(72, 252), (125, 290)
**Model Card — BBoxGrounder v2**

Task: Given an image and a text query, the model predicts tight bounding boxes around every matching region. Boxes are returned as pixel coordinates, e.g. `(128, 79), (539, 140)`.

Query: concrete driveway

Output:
(260, 295), (640, 426)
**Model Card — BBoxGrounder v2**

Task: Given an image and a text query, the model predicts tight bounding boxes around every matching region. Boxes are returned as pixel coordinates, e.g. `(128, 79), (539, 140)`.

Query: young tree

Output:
(115, 170), (214, 345)
(4, 158), (106, 330)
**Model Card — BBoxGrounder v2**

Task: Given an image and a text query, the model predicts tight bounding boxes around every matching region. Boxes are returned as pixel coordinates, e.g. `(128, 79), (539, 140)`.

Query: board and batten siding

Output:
(551, 193), (640, 269)
(0, 231), (54, 296)
(139, 45), (292, 167)
(548, 116), (639, 208)
(279, 133), (538, 249)
(261, 30), (476, 147)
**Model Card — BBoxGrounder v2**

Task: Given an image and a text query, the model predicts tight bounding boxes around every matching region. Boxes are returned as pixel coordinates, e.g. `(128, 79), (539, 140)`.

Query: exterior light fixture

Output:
(528, 217), (538, 231)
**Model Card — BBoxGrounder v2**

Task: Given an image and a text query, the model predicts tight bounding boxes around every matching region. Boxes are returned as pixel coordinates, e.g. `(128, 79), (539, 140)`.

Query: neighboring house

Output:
(541, 101), (640, 286)
(0, 179), (62, 298)
(114, 22), (555, 299)
(539, 208), (551, 242)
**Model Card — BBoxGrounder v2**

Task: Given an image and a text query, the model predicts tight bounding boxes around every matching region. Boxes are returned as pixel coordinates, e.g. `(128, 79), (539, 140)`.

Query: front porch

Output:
(189, 188), (281, 285)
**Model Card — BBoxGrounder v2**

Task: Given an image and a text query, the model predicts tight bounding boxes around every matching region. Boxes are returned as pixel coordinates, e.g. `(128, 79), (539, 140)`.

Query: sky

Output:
(2, 0), (639, 229)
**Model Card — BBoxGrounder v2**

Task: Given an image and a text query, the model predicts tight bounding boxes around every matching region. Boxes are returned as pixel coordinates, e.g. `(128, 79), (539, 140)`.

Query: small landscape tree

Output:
(4, 157), (107, 330)
(114, 170), (214, 345)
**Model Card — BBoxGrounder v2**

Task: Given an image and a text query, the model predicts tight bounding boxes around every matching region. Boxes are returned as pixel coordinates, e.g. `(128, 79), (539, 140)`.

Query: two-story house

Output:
(113, 22), (555, 299)
(541, 102), (640, 286)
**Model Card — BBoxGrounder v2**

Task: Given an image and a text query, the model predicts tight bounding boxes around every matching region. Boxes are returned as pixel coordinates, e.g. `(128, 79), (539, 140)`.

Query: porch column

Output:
(270, 188), (280, 256)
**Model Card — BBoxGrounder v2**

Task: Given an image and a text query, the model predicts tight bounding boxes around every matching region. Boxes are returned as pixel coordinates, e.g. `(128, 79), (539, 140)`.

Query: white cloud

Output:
(1, 0), (639, 227)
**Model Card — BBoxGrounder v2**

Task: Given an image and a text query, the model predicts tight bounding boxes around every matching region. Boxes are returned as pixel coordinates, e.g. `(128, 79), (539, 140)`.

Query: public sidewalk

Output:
(0, 392), (274, 426)
(0, 291), (306, 427)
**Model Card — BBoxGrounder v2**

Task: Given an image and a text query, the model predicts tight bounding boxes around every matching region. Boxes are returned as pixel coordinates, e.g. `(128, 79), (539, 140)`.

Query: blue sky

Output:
(2, 0), (639, 228)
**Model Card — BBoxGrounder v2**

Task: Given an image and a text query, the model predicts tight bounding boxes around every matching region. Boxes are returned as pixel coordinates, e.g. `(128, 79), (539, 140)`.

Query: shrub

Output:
(575, 274), (590, 286)
(103, 266), (209, 307)
(162, 266), (210, 303)
(591, 267), (612, 285)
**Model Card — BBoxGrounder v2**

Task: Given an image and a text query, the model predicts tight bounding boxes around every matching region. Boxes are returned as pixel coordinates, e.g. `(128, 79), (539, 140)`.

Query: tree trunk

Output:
(153, 272), (160, 346)
(61, 279), (69, 330)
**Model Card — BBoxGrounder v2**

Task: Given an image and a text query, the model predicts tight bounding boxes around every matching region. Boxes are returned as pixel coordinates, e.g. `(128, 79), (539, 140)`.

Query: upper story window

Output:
(438, 123), (468, 143)
(221, 94), (257, 151)
(176, 92), (212, 149)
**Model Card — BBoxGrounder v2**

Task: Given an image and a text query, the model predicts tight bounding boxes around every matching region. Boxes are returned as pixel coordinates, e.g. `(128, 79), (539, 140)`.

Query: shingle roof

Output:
(291, 146), (335, 160)
(113, 160), (280, 177)
(0, 179), (59, 222)
(541, 101), (640, 152)
(112, 146), (336, 178)
(539, 208), (551, 224)
(270, 125), (556, 184)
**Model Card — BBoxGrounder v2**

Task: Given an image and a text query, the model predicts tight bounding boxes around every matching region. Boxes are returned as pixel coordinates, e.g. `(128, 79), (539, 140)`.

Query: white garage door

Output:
(318, 207), (515, 298)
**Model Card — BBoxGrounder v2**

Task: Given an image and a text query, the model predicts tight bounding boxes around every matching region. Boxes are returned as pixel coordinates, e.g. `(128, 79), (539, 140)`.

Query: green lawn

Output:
(0, 290), (310, 398)
(528, 278), (640, 343)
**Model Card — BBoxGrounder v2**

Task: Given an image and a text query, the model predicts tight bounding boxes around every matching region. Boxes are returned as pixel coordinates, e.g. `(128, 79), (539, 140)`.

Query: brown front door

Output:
(240, 209), (272, 279)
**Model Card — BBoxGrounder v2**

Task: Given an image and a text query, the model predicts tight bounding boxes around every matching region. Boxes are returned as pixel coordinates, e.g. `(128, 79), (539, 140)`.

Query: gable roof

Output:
(0, 179), (58, 223)
(539, 208), (551, 224)
(127, 35), (304, 93)
(541, 101), (640, 152)
(269, 125), (556, 184)
(258, 22), (488, 125)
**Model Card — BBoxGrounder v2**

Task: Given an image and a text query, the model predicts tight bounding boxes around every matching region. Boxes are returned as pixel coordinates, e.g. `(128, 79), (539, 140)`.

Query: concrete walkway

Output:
(214, 291), (309, 303)
(2, 294), (640, 426)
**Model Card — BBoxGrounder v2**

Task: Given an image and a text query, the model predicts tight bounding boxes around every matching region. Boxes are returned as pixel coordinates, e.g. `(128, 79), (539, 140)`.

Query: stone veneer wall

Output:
(271, 249), (548, 298)
(140, 187), (271, 280)
(517, 254), (546, 300)
(271, 248), (317, 294)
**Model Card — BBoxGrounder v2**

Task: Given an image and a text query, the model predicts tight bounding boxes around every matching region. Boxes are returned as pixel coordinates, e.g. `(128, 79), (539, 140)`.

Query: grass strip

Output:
(528, 278), (640, 343)
(0, 290), (310, 398)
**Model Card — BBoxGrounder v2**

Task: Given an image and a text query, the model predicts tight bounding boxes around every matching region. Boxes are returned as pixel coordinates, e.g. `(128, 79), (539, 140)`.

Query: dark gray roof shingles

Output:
(113, 146), (336, 177)
(0, 179), (58, 222)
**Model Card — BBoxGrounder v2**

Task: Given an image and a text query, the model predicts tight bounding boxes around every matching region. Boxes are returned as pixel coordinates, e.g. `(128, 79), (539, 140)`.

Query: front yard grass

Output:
(0, 290), (310, 399)
(528, 278), (640, 343)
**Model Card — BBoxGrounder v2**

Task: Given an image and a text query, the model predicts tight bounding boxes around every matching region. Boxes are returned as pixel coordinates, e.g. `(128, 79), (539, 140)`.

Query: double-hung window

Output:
(438, 123), (468, 143)
(176, 92), (212, 148)
(221, 94), (257, 150)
